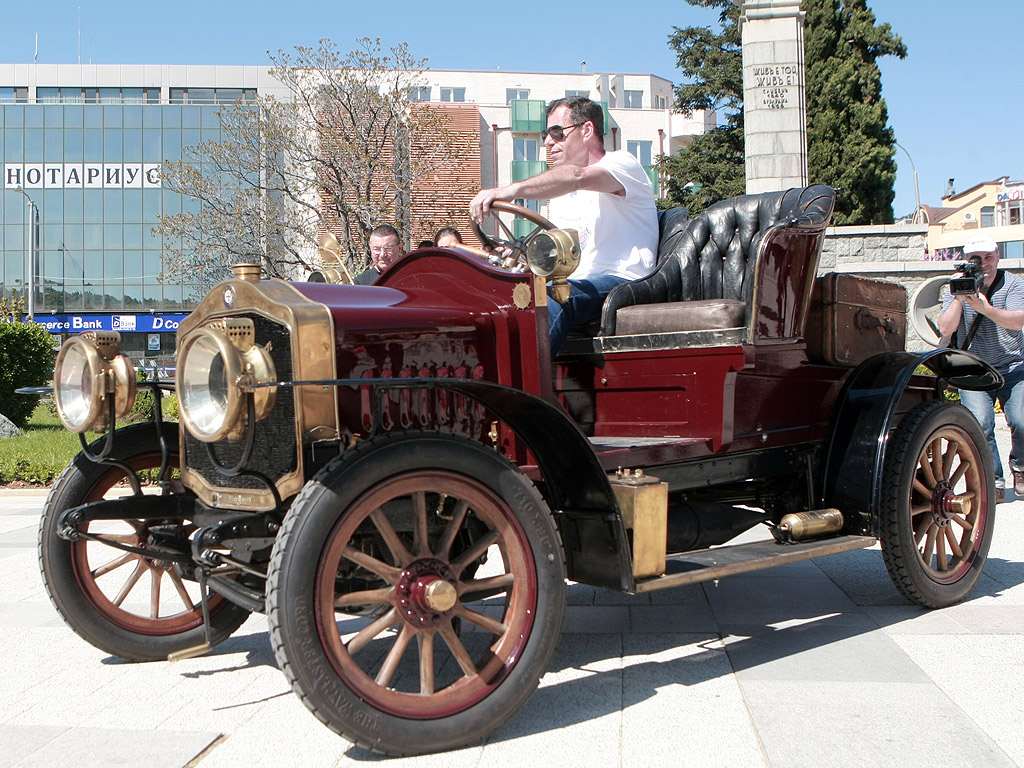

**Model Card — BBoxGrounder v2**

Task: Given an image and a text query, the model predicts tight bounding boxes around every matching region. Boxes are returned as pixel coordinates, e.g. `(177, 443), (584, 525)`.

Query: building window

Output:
(623, 90), (643, 109)
(513, 198), (540, 213)
(513, 138), (539, 162)
(407, 86), (432, 102)
(1004, 241), (1023, 260)
(165, 88), (258, 105)
(999, 200), (1024, 227)
(440, 87), (466, 102)
(981, 205), (995, 227)
(654, 94), (668, 110)
(506, 88), (529, 104)
(0, 86), (30, 103)
(627, 140), (653, 166)
(565, 90), (590, 99)
(188, 88), (215, 104)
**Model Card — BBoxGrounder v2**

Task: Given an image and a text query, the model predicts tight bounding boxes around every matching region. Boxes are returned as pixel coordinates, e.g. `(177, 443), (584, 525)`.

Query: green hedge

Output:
(0, 319), (56, 428)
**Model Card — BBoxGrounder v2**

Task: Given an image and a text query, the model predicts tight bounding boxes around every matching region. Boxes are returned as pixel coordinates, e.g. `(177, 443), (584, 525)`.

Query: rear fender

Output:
(821, 348), (1002, 534)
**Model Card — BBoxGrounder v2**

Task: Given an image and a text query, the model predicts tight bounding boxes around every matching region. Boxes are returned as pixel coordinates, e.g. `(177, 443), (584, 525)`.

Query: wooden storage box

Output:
(806, 274), (907, 366)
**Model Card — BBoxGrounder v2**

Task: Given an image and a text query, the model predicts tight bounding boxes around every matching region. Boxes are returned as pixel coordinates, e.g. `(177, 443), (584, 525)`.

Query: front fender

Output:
(821, 348), (1002, 534)
(350, 377), (634, 591)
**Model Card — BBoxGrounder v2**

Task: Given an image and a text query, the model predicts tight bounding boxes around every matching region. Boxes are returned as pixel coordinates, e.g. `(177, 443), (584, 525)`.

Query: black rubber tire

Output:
(880, 400), (995, 608)
(38, 422), (251, 661)
(267, 431), (566, 756)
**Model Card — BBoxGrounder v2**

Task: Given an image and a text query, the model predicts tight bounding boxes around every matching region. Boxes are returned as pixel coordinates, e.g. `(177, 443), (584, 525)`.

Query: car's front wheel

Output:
(39, 422), (251, 661)
(267, 431), (566, 755)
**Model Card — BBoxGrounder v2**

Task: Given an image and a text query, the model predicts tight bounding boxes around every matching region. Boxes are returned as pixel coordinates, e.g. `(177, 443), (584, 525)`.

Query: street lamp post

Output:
(13, 185), (37, 320)
(894, 142), (922, 225)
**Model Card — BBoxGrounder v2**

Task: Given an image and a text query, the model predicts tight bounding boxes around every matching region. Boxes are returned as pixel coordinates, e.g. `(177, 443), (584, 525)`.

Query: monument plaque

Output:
(738, 0), (808, 194)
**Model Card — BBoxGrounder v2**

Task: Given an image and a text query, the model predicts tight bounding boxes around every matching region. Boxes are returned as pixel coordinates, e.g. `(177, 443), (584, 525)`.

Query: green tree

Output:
(658, 0), (744, 216)
(0, 319), (56, 428)
(660, 0), (905, 224)
(804, 0), (906, 224)
(158, 38), (472, 292)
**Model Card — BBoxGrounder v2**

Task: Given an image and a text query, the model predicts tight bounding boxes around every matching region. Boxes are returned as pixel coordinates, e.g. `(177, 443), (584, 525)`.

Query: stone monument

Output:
(737, 0), (808, 193)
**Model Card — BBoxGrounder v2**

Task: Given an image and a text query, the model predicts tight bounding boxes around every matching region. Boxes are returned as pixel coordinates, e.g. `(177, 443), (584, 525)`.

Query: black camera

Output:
(950, 259), (985, 296)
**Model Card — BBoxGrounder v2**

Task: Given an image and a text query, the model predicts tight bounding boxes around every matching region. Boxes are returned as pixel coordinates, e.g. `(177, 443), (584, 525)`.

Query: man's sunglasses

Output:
(541, 122), (585, 142)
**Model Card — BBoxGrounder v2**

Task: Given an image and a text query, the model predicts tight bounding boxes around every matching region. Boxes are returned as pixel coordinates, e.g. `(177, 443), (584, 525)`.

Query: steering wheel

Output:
(470, 201), (558, 269)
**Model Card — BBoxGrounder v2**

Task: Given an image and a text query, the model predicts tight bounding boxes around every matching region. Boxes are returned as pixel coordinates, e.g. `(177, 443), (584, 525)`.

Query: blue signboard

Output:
(32, 313), (190, 334)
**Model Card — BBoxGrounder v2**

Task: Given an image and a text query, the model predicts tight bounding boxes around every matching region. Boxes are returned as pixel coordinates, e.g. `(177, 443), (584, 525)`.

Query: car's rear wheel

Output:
(267, 431), (566, 755)
(880, 400), (994, 607)
(39, 422), (251, 661)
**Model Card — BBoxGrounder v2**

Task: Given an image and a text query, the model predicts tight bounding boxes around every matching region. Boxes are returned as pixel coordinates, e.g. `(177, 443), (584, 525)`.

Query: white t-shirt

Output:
(546, 150), (659, 281)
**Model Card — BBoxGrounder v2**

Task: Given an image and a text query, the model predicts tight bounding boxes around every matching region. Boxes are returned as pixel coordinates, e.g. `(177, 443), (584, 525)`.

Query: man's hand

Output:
(470, 186), (515, 223)
(965, 291), (992, 314)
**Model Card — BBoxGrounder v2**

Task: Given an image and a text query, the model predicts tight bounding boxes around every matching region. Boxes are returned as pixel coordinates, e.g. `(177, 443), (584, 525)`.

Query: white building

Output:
(415, 67), (714, 191)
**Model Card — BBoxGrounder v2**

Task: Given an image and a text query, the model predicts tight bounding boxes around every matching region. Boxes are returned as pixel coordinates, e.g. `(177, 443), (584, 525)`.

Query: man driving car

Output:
(470, 96), (658, 356)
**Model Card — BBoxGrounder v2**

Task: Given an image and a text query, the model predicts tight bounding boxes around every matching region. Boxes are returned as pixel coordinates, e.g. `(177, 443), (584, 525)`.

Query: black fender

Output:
(821, 348), (1002, 534)
(354, 377), (633, 591)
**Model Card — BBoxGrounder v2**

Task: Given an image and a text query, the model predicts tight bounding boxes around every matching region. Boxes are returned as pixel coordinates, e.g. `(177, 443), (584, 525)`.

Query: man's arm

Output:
(964, 292), (1024, 331)
(937, 295), (964, 337)
(470, 164), (624, 221)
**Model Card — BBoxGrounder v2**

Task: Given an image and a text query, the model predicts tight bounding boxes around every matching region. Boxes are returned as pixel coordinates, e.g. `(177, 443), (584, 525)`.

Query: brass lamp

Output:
(525, 229), (581, 303)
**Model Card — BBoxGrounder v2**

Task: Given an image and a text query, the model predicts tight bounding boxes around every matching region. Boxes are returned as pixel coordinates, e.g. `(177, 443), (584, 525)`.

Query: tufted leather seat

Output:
(600, 185), (836, 337)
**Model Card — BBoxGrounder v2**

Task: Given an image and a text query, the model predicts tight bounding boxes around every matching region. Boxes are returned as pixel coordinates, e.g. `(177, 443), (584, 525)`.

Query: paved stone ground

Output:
(1, 426), (1022, 767)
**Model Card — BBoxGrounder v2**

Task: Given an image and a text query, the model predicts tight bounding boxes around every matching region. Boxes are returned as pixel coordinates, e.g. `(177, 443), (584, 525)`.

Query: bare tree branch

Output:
(158, 37), (474, 290)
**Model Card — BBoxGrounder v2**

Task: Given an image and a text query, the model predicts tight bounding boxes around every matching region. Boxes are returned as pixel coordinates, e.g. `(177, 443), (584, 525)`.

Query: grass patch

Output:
(0, 398), (178, 486)
(0, 404), (86, 485)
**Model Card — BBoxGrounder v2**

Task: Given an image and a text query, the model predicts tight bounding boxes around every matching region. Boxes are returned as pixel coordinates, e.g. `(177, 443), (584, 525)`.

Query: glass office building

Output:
(0, 64), (278, 363)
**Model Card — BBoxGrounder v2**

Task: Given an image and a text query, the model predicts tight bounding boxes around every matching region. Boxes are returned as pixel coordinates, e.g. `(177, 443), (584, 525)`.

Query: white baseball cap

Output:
(963, 234), (999, 255)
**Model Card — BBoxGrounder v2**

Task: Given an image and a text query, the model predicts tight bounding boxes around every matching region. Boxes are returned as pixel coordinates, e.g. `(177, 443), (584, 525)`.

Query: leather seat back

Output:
(601, 186), (836, 336)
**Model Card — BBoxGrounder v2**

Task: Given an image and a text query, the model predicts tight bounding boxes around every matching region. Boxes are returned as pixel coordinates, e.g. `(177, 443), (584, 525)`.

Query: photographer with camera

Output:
(938, 234), (1024, 502)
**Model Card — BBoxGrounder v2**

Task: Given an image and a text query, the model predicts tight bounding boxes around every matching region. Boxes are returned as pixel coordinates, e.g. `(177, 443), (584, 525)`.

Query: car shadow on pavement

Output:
(87, 544), (1024, 757)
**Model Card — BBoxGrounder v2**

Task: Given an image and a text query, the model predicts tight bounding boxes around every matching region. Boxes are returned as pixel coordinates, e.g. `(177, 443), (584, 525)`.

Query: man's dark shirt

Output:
(354, 267), (380, 285)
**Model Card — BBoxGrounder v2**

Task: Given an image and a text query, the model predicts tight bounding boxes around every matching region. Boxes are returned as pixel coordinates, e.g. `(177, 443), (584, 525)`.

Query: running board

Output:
(631, 534), (877, 594)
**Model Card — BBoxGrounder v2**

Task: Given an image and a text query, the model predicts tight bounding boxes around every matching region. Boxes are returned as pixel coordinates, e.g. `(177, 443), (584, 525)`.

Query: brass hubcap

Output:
(422, 578), (457, 612)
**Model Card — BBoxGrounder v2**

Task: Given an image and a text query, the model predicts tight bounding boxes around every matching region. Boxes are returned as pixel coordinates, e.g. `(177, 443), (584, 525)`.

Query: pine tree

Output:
(804, 0), (906, 224)
(660, 0), (906, 224)
(658, 0), (744, 216)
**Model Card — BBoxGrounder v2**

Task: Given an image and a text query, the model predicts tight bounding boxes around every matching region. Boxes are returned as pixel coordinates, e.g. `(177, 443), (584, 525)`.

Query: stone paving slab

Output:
(0, 725), (222, 768)
(0, 424), (1020, 767)
(738, 679), (1016, 768)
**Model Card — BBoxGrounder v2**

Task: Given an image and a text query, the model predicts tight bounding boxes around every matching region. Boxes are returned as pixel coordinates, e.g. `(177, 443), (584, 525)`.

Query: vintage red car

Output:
(38, 185), (1000, 755)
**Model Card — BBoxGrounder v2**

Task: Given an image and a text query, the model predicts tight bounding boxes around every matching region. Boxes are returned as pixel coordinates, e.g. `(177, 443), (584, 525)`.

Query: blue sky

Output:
(3, 0), (1020, 218)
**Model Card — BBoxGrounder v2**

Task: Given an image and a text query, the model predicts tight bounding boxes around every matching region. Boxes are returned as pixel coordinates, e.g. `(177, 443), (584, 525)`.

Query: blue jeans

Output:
(958, 369), (1024, 487)
(547, 275), (628, 357)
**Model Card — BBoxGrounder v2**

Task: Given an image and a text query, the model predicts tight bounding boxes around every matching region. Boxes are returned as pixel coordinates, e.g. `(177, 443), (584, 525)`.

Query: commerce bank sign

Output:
(4, 163), (161, 189)
(34, 313), (188, 333)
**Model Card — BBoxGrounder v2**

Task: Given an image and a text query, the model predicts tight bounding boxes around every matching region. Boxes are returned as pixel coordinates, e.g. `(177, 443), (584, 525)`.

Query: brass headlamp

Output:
(177, 317), (277, 443)
(53, 331), (137, 433)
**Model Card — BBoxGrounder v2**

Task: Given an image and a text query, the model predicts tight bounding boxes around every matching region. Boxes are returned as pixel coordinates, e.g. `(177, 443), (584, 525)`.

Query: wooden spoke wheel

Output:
(267, 431), (566, 755)
(39, 422), (250, 660)
(880, 401), (995, 607)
